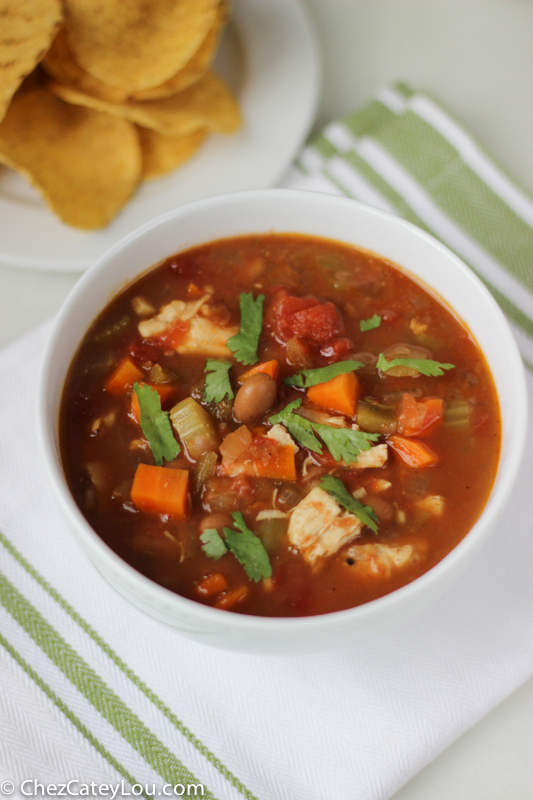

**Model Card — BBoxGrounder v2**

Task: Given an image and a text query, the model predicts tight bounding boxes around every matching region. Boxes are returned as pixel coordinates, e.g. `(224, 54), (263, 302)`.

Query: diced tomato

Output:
(320, 337), (355, 361)
(219, 435), (296, 481)
(128, 340), (163, 362)
(397, 394), (444, 437)
(157, 319), (190, 348)
(267, 290), (344, 343)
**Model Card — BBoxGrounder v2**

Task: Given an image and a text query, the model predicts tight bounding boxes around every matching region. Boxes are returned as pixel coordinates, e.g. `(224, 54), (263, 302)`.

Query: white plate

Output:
(0, 0), (319, 272)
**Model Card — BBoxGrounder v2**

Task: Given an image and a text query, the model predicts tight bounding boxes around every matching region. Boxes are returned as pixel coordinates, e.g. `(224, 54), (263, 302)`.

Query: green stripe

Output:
(320, 134), (431, 231)
(313, 133), (336, 160)
(0, 531), (258, 800)
(308, 127), (533, 360)
(0, 570), (218, 799)
(369, 109), (533, 293)
(343, 99), (396, 139)
(0, 632), (142, 793)
(392, 82), (414, 101)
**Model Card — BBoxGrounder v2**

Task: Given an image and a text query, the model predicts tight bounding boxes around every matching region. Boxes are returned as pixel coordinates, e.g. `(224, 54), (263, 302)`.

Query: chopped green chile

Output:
(147, 363), (177, 384)
(356, 399), (398, 434)
(170, 397), (218, 460)
(92, 314), (130, 343)
(192, 451), (218, 495)
(59, 233), (500, 618)
(256, 517), (288, 553)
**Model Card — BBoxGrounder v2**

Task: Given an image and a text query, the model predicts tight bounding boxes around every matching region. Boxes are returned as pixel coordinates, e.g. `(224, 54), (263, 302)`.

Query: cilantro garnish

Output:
(312, 424), (378, 464)
(133, 383), (180, 466)
(320, 475), (378, 533)
(200, 529), (228, 560)
(360, 315), (381, 332)
(376, 353), (455, 376)
(269, 399), (379, 463)
(201, 512), (272, 581)
(269, 400), (323, 453)
(203, 359), (234, 404)
(283, 359), (364, 388)
(223, 512), (272, 582)
(227, 293), (265, 365)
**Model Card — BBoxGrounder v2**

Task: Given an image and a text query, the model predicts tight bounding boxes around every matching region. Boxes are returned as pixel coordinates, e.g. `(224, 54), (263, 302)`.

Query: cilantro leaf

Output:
(312, 424), (379, 464)
(270, 400), (379, 462)
(133, 383), (180, 466)
(360, 314), (381, 332)
(203, 359), (234, 404)
(227, 293), (265, 365)
(283, 359), (364, 388)
(269, 400), (323, 453)
(376, 353), (455, 376)
(223, 512), (272, 582)
(320, 475), (379, 533)
(200, 529), (228, 560)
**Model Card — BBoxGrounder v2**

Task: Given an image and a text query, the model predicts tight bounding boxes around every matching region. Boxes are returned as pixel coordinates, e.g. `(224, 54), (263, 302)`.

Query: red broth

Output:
(59, 234), (500, 616)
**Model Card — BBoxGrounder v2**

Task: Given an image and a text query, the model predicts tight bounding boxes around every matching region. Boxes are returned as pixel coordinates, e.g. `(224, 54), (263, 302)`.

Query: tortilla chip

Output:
(41, 28), (129, 103)
(42, 0), (227, 103)
(0, 0), (62, 122)
(62, 0), (220, 92)
(0, 85), (141, 229)
(51, 72), (241, 137)
(138, 127), (207, 180)
(131, 0), (228, 101)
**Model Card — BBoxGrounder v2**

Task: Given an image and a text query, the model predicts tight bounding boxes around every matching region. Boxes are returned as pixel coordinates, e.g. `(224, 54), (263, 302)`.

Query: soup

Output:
(59, 234), (500, 616)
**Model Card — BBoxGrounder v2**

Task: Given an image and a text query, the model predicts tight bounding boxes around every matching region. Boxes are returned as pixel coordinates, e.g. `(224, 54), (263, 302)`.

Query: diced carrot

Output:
(388, 435), (438, 468)
(239, 360), (279, 383)
(215, 586), (249, 610)
(131, 463), (189, 517)
(397, 394), (444, 437)
(307, 371), (360, 417)
(196, 573), (228, 597)
(253, 442), (296, 481)
(130, 382), (176, 424)
(104, 357), (143, 396)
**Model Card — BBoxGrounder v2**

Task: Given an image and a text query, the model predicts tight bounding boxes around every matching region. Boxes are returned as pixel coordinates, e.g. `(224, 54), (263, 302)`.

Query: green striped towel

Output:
(283, 81), (533, 371)
(1, 86), (532, 800)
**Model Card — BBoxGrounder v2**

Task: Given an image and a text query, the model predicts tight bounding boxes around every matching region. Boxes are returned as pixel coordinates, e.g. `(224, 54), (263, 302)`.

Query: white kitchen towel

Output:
(1, 84), (533, 800)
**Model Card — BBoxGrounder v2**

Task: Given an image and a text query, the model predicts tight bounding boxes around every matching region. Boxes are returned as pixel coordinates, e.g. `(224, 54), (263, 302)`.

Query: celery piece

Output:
(192, 452), (218, 495)
(444, 398), (471, 429)
(170, 397), (219, 460)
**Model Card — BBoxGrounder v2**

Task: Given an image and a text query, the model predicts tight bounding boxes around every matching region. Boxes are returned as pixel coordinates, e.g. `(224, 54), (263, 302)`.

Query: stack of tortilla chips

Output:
(0, 0), (241, 229)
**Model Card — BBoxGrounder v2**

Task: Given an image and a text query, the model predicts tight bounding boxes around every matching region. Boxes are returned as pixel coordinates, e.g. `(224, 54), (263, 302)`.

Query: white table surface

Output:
(1, 1), (533, 797)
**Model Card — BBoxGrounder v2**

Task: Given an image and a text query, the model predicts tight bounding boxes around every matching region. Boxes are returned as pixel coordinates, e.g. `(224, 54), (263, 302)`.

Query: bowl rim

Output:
(36, 188), (529, 636)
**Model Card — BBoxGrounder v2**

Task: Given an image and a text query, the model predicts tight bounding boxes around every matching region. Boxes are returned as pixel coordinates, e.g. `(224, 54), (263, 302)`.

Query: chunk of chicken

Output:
(354, 443), (388, 469)
(345, 543), (417, 578)
(414, 495), (444, 516)
(138, 296), (238, 358)
(266, 423), (298, 452)
(287, 487), (363, 565)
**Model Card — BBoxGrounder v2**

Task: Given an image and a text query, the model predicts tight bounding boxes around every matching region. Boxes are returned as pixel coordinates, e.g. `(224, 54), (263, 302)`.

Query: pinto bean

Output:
(234, 373), (277, 423)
